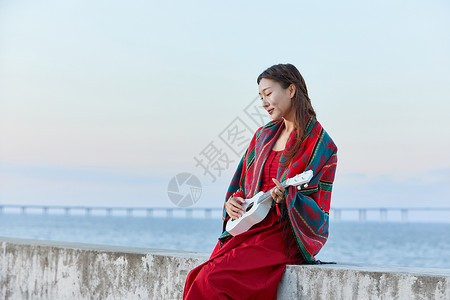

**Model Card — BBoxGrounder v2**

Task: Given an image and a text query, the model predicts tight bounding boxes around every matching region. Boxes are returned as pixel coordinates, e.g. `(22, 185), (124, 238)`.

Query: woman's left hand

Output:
(271, 178), (285, 203)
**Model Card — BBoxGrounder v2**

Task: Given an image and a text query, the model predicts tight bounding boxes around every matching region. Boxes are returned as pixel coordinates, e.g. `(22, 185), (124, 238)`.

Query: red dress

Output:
(183, 149), (303, 300)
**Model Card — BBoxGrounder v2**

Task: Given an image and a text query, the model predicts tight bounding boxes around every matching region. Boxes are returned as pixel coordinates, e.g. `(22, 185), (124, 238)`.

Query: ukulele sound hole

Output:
(246, 203), (254, 212)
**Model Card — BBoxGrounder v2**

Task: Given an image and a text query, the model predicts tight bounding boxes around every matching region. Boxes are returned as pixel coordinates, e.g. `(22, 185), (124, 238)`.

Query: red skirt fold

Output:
(183, 207), (303, 300)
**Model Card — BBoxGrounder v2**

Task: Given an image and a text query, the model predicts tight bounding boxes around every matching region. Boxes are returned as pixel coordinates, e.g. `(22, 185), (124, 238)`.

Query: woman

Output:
(183, 63), (338, 299)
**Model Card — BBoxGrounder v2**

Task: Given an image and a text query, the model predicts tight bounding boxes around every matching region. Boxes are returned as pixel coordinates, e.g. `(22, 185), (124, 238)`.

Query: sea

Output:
(1, 213), (449, 270)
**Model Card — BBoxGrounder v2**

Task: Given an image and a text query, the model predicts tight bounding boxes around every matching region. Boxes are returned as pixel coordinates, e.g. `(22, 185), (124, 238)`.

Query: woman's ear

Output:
(289, 83), (296, 99)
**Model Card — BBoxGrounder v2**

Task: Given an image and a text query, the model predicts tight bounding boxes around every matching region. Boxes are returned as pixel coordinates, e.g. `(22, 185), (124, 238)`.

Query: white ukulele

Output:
(226, 170), (314, 236)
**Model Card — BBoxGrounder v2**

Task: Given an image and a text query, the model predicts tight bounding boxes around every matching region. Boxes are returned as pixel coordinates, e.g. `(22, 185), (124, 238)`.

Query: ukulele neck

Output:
(256, 180), (289, 205)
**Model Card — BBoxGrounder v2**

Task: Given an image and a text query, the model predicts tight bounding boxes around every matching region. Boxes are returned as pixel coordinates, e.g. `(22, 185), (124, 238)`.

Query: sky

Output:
(0, 0), (449, 221)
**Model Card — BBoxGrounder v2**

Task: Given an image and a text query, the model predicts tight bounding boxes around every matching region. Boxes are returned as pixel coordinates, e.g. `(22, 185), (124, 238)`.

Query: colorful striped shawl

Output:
(219, 115), (338, 262)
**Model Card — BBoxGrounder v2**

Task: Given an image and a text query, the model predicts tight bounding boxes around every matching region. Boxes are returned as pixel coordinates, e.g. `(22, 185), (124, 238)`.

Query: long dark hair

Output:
(257, 63), (316, 262)
(257, 63), (316, 169)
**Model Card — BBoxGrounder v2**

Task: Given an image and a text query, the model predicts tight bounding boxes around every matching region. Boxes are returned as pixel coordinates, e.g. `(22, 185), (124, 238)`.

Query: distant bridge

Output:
(0, 205), (449, 223)
(0, 204), (222, 218)
(331, 207), (450, 223)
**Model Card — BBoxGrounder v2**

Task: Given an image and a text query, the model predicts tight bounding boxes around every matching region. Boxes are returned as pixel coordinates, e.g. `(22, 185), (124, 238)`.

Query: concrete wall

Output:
(1, 236), (449, 299)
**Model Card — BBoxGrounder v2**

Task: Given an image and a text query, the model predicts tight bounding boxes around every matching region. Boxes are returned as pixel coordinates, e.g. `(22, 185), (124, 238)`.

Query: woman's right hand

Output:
(226, 197), (247, 220)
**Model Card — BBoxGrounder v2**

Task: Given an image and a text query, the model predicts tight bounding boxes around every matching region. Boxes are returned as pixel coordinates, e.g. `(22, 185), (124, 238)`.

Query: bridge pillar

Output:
(106, 208), (112, 216)
(43, 207), (49, 215)
(0, 206), (3, 214)
(380, 208), (387, 223)
(333, 209), (341, 222)
(146, 209), (153, 217)
(401, 209), (408, 223)
(186, 209), (193, 218)
(167, 208), (173, 218)
(359, 209), (366, 224)
(85, 208), (91, 216)
(127, 208), (133, 217)
(205, 209), (212, 219)
(65, 207), (70, 216)
(21, 206), (26, 215)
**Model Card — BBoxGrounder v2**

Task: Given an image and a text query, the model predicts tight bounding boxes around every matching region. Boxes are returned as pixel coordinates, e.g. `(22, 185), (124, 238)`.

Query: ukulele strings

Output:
(256, 181), (289, 205)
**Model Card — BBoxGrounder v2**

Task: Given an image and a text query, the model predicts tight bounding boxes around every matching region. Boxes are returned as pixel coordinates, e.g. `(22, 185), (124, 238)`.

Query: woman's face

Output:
(258, 78), (295, 121)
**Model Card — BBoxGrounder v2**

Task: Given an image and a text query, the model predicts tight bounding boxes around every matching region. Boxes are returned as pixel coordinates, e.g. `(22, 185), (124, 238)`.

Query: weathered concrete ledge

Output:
(1, 236), (449, 299)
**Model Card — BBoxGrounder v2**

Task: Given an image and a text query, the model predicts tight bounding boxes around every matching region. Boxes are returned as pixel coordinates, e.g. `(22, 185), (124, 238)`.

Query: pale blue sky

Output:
(0, 0), (449, 217)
